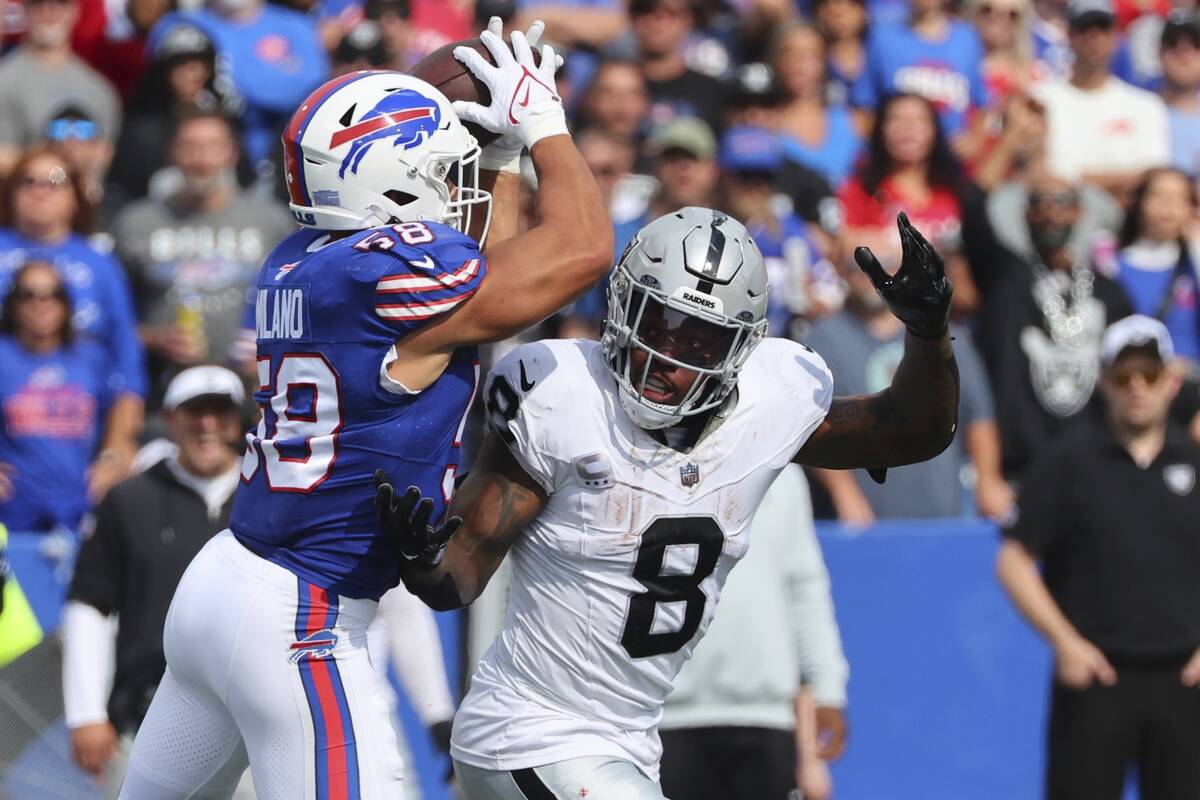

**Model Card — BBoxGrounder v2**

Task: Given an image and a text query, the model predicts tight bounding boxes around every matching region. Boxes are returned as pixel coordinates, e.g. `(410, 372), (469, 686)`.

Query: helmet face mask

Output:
(282, 71), (492, 239)
(602, 208), (769, 430)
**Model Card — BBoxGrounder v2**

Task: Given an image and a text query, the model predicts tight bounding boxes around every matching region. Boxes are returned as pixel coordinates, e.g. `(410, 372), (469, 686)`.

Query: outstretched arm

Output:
(796, 214), (959, 472)
(376, 432), (548, 611)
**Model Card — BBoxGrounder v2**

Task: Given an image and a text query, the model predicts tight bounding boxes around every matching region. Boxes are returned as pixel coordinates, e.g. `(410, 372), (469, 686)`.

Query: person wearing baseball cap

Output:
(64, 364), (253, 796)
(999, 314), (1200, 800)
(1036, 0), (1171, 200)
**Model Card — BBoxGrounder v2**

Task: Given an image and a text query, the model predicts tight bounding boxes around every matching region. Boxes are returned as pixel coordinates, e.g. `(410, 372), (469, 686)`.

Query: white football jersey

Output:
(450, 337), (833, 778)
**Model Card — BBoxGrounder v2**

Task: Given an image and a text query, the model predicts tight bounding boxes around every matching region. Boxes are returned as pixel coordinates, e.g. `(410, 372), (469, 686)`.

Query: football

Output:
(409, 37), (543, 148)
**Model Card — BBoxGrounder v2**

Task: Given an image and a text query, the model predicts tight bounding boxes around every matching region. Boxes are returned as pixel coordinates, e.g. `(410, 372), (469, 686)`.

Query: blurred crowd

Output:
(0, 0), (1198, 795)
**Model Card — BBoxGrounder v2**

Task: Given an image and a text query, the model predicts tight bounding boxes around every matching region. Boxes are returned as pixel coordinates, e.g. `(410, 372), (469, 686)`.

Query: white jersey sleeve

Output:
(748, 337), (835, 469)
(481, 340), (585, 494)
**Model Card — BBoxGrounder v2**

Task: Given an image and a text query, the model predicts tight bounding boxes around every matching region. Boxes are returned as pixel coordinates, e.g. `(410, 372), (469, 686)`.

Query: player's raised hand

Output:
(374, 470), (461, 568)
(452, 19), (568, 150)
(853, 212), (953, 340)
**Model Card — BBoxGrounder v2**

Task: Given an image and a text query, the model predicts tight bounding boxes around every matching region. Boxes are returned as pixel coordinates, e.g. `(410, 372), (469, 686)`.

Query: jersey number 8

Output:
(241, 353), (344, 492)
(620, 517), (724, 659)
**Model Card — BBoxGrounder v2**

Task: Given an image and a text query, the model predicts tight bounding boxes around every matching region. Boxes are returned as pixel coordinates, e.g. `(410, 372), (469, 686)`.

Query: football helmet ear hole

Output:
(384, 190), (419, 207)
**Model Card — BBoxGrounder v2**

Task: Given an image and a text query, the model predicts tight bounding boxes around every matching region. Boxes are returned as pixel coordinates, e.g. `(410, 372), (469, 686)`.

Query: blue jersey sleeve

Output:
(97, 252), (147, 397)
(356, 223), (487, 335)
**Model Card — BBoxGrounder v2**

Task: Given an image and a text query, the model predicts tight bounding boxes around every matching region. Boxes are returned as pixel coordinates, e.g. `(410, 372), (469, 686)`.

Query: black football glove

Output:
(853, 212), (953, 341)
(374, 470), (461, 568)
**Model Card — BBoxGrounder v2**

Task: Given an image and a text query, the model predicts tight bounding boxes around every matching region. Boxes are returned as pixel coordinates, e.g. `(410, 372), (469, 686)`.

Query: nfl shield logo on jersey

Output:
(679, 462), (700, 487)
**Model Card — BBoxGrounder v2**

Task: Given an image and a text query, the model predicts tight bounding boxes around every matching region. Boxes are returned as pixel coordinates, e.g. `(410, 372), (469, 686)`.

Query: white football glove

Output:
(453, 19), (568, 155)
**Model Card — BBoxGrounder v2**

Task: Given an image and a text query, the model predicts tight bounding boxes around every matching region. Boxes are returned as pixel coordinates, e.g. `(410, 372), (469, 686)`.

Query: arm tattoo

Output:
(401, 433), (547, 611)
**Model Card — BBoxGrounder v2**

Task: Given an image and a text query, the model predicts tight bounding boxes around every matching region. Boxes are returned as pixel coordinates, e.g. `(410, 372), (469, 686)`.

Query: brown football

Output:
(410, 37), (543, 148)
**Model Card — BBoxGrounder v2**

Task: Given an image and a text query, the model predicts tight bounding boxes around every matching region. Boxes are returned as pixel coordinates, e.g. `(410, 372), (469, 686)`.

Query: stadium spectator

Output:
(569, 117), (719, 333)
(1032, 0), (1170, 203)
(812, 0), (868, 106)
(0, 0), (121, 177)
(111, 109), (293, 409)
(40, 105), (110, 210)
(970, 92), (1051, 192)
(332, 20), (392, 75)
(514, 0), (627, 56)
(659, 465), (848, 800)
(806, 259), (1011, 523)
(977, 173), (1133, 480)
(0, 261), (130, 534)
(838, 93), (986, 318)
(629, 0), (726, 133)
(62, 366), (251, 797)
(997, 315), (1200, 800)
(69, 0), (169, 100)
(1110, 168), (1200, 362)
(1159, 10), (1200, 175)
(579, 58), (650, 147)
(773, 22), (864, 188)
(850, 0), (990, 146)
(718, 126), (841, 335)
(577, 127), (649, 226)
(0, 148), (145, 494)
(625, 117), (720, 238)
(150, 0), (329, 171)
(363, 0), (412, 69)
(1032, 0), (1074, 80)
(108, 23), (246, 209)
(970, 0), (1039, 103)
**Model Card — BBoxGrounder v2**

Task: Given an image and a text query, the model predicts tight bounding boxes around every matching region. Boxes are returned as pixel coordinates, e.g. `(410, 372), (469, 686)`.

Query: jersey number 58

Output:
(241, 353), (344, 492)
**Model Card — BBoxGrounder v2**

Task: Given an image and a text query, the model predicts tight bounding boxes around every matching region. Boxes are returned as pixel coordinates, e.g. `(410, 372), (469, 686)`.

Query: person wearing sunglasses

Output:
(0, 148), (146, 501)
(40, 106), (110, 208)
(0, 0), (120, 177)
(0, 261), (126, 534)
(998, 314), (1200, 800)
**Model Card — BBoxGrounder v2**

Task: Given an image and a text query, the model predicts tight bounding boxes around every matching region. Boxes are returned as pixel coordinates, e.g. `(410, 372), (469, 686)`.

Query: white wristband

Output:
(520, 112), (570, 150)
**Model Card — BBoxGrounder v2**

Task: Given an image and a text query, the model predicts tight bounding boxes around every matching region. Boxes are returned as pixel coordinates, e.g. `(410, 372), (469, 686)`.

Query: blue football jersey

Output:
(230, 221), (484, 600)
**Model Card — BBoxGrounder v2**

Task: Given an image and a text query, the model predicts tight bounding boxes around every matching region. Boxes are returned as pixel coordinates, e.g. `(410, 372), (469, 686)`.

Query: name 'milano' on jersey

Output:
(230, 221), (484, 601)
(450, 337), (833, 778)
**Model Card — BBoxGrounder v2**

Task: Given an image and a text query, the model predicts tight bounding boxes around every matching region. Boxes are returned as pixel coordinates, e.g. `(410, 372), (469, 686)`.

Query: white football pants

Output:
(119, 530), (405, 800)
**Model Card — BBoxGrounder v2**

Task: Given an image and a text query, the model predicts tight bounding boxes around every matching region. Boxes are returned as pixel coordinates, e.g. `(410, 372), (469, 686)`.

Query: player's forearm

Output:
(882, 332), (959, 465)
(480, 169), (521, 251)
(523, 135), (614, 291)
(397, 561), (471, 612)
(996, 540), (1080, 649)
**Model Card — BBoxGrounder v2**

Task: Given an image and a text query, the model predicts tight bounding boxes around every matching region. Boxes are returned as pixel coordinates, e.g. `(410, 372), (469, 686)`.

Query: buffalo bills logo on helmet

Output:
(329, 89), (442, 178)
(288, 628), (339, 663)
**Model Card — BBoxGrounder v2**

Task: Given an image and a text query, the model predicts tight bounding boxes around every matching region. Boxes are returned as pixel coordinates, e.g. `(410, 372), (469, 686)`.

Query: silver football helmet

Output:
(601, 207), (769, 430)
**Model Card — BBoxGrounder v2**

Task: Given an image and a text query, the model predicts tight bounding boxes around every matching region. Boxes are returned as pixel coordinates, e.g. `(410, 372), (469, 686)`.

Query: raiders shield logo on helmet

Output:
(1164, 464), (1195, 497)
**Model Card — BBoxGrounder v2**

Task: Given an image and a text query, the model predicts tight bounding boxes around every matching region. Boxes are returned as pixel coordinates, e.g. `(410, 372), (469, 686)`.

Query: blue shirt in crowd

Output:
(1113, 243), (1200, 361)
(747, 213), (830, 337)
(0, 231), (146, 398)
(780, 106), (862, 189)
(0, 336), (115, 532)
(851, 18), (988, 137)
(152, 8), (329, 163)
(1168, 108), (1200, 176)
